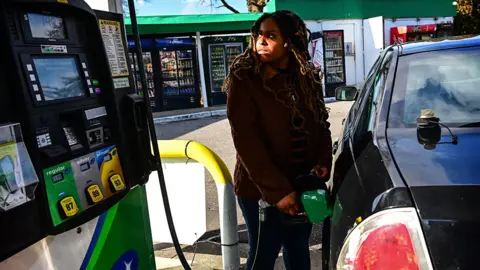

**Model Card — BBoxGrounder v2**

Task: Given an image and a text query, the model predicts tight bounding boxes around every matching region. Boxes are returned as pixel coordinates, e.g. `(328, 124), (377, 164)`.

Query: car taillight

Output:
(337, 208), (433, 270)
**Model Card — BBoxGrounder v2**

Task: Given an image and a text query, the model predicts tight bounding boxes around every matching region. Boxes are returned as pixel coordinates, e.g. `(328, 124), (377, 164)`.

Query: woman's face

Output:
(255, 17), (288, 64)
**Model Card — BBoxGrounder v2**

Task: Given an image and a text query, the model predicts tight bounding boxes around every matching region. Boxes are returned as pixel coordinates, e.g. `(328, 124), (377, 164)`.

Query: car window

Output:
(348, 52), (391, 148)
(368, 51), (394, 130)
(348, 52), (385, 123)
(389, 46), (480, 128)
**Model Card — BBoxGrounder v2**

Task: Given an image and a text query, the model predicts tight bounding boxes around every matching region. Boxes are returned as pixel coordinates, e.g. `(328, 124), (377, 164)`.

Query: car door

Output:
(330, 51), (384, 175)
(326, 50), (394, 269)
(349, 50), (395, 203)
(329, 50), (385, 196)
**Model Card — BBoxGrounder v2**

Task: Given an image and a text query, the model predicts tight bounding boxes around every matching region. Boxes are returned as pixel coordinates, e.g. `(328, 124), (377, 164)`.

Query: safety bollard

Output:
(156, 140), (240, 270)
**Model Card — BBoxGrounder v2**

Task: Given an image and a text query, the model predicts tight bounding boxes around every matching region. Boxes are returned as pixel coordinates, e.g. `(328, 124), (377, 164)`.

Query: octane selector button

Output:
(86, 184), (104, 205)
(59, 196), (79, 219)
(109, 174), (125, 192)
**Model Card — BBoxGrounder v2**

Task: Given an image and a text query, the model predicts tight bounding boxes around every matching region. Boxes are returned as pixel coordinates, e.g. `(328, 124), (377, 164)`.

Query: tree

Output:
(454, 0), (480, 35)
(457, 0), (474, 15)
(247, 0), (270, 12)
(202, 0), (271, 13)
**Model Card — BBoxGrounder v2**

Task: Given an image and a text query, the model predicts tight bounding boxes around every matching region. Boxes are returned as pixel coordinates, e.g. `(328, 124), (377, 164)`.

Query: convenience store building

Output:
(125, 0), (457, 112)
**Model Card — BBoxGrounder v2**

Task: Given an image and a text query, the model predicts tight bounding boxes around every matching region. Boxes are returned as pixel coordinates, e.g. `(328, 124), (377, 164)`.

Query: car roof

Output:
(393, 35), (480, 55)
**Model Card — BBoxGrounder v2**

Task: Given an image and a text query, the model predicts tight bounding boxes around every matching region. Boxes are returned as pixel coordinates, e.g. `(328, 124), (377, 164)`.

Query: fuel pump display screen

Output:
(27, 13), (67, 40)
(104, 154), (112, 162)
(80, 162), (90, 172)
(33, 57), (86, 101)
(52, 172), (64, 183)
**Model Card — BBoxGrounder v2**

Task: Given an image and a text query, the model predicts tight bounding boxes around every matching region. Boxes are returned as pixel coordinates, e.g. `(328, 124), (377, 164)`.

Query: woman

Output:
(224, 10), (333, 270)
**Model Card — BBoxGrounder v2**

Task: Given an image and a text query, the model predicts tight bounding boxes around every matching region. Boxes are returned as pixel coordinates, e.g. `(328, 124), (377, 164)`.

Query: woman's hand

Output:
(313, 165), (330, 179)
(276, 192), (299, 215)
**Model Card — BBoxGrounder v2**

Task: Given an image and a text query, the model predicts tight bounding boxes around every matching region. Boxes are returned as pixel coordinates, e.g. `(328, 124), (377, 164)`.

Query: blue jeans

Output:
(238, 197), (313, 270)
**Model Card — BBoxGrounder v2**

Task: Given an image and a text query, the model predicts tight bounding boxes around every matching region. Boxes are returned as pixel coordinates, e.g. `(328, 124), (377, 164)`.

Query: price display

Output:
(80, 162), (90, 172)
(52, 173), (64, 183)
(104, 154), (112, 162)
(59, 196), (79, 218)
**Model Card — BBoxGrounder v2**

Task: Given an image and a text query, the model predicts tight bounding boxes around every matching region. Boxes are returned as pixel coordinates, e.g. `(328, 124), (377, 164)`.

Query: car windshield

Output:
(390, 46), (480, 127)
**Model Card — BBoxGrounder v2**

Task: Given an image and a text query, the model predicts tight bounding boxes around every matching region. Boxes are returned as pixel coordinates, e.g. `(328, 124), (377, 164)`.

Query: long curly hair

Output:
(222, 10), (328, 126)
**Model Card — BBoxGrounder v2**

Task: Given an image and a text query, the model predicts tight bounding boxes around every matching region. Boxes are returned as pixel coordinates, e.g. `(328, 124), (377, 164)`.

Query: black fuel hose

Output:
(126, 1), (192, 269)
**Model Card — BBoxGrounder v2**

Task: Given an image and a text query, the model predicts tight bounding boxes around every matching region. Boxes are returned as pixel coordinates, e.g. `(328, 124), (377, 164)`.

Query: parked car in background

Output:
(322, 35), (480, 270)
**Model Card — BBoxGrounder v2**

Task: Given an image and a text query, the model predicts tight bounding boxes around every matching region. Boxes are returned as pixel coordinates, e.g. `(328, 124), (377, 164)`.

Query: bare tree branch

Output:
(247, 0), (269, 12)
(220, 0), (240, 13)
(201, 0), (240, 14)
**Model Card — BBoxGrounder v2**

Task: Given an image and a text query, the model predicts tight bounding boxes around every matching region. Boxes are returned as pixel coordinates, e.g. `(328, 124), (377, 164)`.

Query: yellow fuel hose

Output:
(155, 140), (232, 184)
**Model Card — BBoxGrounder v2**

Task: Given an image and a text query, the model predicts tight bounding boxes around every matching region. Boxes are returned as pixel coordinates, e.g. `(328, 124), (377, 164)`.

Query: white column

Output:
(196, 31), (209, 108)
(108, 0), (124, 14)
(85, 0), (122, 14)
(84, 0), (109, 11)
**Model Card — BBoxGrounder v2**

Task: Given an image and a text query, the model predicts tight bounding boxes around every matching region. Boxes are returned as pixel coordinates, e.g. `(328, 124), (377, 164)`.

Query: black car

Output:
(322, 35), (480, 270)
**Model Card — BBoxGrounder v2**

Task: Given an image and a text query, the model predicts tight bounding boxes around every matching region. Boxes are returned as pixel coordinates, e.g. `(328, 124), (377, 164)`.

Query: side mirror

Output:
(416, 110), (441, 150)
(335, 86), (358, 101)
(416, 109), (458, 150)
(301, 189), (332, 224)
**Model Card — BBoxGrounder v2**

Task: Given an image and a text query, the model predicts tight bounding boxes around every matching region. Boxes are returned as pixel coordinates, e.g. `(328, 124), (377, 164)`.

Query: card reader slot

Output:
(58, 111), (86, 152)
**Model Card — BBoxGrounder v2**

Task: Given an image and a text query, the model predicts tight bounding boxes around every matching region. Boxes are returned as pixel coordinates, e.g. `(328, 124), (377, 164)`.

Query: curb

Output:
(154, 98), (337, 124)
(154, 109), (226, 124)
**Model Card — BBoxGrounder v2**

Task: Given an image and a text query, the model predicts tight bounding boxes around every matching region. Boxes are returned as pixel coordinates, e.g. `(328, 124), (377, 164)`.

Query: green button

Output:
(92, 80), (99, 86)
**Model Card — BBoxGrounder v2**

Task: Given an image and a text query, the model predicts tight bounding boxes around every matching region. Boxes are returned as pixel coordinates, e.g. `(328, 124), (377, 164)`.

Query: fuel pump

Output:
(0, 0), (155, 263)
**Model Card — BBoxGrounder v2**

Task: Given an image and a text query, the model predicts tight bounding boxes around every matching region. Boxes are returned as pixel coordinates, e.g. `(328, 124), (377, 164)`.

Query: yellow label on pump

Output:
(109, 174), (125, 192)
(87, 185), (104, 203)
(57, 0), (68, 3)
(60, 196), (79, 217)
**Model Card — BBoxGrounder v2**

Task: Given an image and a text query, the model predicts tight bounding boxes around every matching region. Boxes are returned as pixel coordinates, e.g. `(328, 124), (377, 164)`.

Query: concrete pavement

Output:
(154, 101), (354, 269)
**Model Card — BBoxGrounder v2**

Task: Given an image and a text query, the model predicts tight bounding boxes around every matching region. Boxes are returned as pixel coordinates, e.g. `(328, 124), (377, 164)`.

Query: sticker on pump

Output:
(99, 20), (129, 77)
(59, 196), (79, 218)
(109, 174), (125, 192)
(86, 184), (104, 204)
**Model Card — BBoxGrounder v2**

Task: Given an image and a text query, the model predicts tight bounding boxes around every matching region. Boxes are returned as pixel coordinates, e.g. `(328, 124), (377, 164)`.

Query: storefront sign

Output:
(323, 31), (343, 38)
(155, 38), (195, 47)
(127, 39), (154, 49)
(212, 36), (245, 43)
(390, 23), (453, 45)
(408, 24), (437, 33)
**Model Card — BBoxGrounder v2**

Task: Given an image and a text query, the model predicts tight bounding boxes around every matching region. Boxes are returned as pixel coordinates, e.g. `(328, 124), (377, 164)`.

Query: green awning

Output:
(125, 0), (456, 36)
(125, 13), (262, 35)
